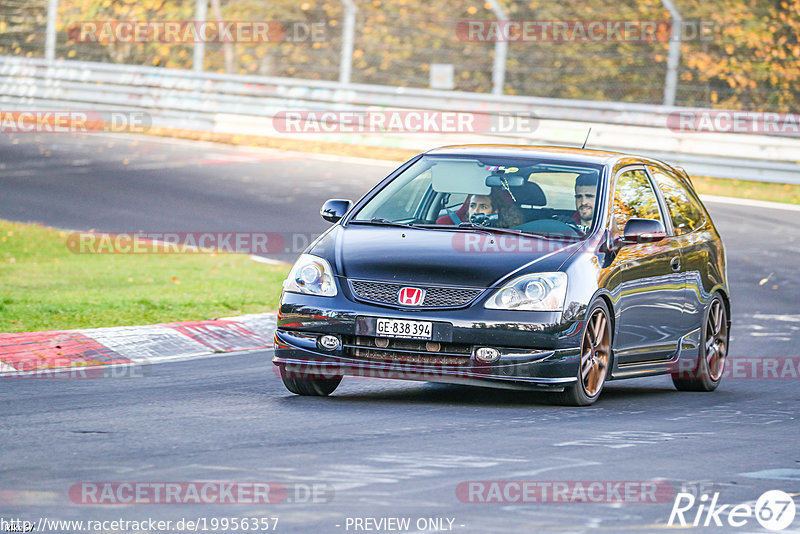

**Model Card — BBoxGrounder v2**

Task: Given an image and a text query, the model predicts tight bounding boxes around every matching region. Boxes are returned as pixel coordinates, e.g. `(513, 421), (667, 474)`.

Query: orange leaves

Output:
(26, 0), (800, 111)
(678, 0), (800, 111)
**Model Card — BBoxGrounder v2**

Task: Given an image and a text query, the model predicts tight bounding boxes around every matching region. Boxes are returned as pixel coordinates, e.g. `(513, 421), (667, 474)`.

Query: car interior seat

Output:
(435, 197), (469, 225)
(511, 180), (550, 222)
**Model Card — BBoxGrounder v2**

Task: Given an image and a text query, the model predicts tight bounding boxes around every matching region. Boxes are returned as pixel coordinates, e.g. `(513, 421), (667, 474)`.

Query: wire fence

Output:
(0, 0), (797, 111)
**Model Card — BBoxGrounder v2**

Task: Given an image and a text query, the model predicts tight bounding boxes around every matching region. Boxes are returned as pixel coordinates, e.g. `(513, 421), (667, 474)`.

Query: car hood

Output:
(308, 225), (583, 288)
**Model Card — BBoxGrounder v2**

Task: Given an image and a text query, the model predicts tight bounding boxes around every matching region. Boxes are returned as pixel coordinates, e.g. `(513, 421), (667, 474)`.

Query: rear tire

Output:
(555, 299), (612, 406)
(672, 294), (728, 392)
(279, 366), (342, 396)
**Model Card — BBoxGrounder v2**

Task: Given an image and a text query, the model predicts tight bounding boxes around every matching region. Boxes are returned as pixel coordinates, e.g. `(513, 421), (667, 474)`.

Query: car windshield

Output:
(351, 155), (604, 239)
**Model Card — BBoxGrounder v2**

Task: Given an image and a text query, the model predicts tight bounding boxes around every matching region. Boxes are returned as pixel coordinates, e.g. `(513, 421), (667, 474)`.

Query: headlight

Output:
(485, 272), (567, 311)
(283, 254), (337, 297)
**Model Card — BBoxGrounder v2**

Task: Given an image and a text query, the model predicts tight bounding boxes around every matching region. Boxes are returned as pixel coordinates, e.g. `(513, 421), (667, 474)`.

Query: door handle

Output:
(670, 256), (681, 271)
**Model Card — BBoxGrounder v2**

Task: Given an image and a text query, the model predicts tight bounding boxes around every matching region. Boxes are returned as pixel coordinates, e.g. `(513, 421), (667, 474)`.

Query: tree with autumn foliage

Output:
(1, 0), (796, 111)
(679, 0), (799, 112)
(57, 0), (195, 66)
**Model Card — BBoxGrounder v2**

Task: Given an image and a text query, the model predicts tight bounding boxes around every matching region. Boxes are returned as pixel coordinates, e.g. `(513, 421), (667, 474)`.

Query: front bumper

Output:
(273, 291), (584, 391)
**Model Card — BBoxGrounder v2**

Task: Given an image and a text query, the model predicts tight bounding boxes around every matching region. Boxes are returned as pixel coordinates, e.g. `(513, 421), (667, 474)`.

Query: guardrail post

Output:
(660, 0), (682, 107)
(45, 0), (59, 62)
(486, 0), (507, 95)
(339, 0), (357, 84)
(193, 0), (208, 71)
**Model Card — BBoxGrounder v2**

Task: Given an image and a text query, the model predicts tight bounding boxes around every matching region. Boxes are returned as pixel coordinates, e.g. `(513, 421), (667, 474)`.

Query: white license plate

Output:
(376, 318), (432, 339)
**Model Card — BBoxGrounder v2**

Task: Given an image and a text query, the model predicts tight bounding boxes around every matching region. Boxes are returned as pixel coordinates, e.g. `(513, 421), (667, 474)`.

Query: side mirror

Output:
(622, 218), (666, 245)
(320, 199), (353, 223)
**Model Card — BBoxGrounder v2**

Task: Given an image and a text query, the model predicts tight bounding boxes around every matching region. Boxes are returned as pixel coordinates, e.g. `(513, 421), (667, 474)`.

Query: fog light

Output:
(375, 337), (390, 348)
(474, 347), (501, 363)
(318, 335), (340, 351)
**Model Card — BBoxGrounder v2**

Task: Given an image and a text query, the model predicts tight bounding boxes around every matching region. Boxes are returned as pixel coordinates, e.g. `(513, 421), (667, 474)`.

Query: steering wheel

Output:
(551, 214), (584, 233)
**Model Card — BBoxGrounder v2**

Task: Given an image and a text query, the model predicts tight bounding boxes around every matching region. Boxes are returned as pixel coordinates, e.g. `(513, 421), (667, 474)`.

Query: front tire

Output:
(672, 294), (728, 392)
(556, 299), (612, 406)
(279, 366), (342, 396)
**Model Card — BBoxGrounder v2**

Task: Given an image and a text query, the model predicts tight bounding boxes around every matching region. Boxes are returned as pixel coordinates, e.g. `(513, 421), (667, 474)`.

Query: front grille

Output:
(349, 279), (483, 308)
(342, 335), (473, 365)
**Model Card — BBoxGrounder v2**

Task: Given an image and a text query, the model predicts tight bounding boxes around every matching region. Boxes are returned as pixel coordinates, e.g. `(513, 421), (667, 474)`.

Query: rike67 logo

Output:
(668, 490), (796, 531)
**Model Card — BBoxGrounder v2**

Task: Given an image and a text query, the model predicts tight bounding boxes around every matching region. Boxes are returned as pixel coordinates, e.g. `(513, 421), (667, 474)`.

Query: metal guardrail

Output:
(1, 56), (799, 184)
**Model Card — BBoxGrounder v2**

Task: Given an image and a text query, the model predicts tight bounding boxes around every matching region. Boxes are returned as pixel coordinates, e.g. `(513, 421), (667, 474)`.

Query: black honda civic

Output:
(273, 145), (730, 405)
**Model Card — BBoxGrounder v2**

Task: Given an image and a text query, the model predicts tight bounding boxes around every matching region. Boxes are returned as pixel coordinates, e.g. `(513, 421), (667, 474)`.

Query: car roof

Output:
(425, 144), (632, 166)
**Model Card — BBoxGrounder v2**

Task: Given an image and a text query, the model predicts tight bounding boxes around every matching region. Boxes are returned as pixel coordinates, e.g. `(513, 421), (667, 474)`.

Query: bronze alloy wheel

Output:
(672, 294), (729, 392)
(704, 298), (728, 381)
(581, 307), (611, 397)
(557, 300), (613, 406)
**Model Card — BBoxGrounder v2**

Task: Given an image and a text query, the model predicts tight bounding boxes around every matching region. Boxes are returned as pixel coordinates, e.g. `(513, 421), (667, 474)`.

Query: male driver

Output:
(572, 174), (598, 228)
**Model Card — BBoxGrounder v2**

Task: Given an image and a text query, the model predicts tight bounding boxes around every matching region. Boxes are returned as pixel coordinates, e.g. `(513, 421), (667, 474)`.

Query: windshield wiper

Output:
(412, 222), (537, 239)
(349, 218), (431, 230)
(454, 223), (553, 239)
(355, 220), (557, 240)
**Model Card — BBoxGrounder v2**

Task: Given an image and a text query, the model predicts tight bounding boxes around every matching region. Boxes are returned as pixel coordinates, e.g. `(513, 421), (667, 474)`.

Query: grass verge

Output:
(147, 127), (800, 206)
(0, 220), (290, 333)
(689, 175), (800, 205)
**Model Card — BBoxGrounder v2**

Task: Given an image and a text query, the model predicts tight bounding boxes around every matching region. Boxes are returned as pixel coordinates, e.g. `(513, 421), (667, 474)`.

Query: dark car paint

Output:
(313, 225), (583, 288)
(274, 146), (730, 390)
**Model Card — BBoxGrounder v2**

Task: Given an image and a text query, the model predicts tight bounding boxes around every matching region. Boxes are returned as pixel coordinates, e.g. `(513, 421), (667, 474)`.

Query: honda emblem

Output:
(398, 287), (425, 306)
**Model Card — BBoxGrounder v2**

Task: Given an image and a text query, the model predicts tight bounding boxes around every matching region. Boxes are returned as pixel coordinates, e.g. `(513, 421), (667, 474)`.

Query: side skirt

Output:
(610, 327), (701, 380)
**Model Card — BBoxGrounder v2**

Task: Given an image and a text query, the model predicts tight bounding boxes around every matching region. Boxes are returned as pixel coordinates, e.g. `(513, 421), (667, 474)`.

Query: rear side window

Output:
(612, 169), (662, 236)
(648, 166), (706, 235)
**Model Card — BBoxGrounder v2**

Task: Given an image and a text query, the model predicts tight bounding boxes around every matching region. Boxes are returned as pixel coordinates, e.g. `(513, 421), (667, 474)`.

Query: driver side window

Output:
(612, 169), (662, 237)
(367, 170), (431, 221)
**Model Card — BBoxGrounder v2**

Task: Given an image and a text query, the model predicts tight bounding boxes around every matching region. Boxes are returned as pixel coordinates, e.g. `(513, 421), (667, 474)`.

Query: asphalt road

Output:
(0, 132), (395, 262)
(1, 133), (799, 533)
